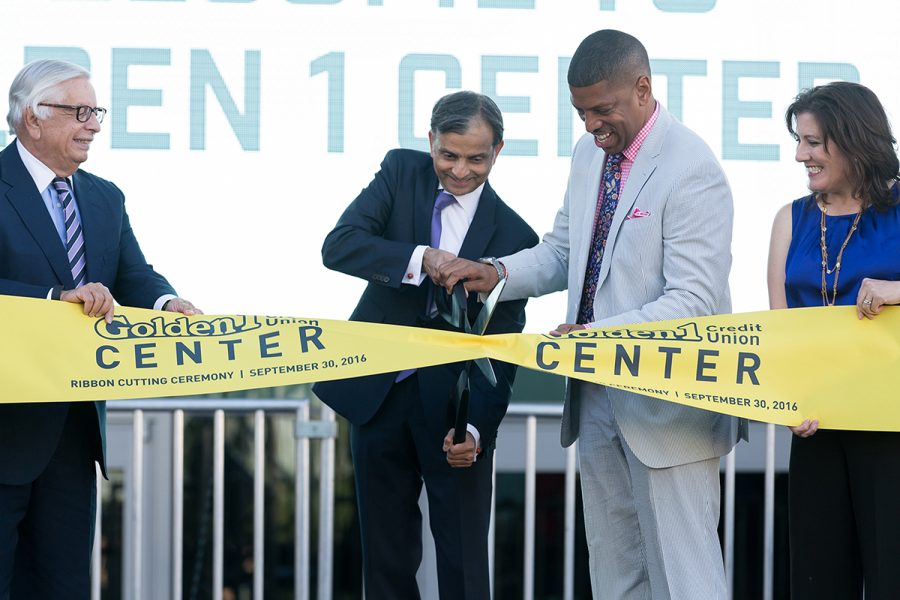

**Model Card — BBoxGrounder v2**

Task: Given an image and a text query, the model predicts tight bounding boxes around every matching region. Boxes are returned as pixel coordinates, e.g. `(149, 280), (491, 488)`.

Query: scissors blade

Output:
(452, 283), (468, 330)
(471, 277), (506, 335)
(468, 277), (506, 386)
(472, 357), (497, 386)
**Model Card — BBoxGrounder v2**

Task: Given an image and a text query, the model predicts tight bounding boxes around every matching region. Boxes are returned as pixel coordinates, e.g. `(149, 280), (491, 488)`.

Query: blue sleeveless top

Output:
(784, 185), (900, 309)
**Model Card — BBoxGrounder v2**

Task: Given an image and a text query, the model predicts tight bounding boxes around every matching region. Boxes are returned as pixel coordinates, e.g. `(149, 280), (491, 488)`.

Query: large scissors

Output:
(435, 277), (507, 444)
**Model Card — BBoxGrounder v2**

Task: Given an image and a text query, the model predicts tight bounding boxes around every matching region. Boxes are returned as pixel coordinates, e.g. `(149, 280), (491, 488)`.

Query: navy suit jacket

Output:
(0, 140), (176, 485)
(312, 149), (538, 449)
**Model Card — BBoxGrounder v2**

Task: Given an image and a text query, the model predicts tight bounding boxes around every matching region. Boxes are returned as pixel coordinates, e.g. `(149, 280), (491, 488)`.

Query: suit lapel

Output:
(414, 162), (439, 246)
(414, 162), (442, 302)
(596, 106), (669, 288)
(0, 144), (72, 286)
(458, 183), (498, 260)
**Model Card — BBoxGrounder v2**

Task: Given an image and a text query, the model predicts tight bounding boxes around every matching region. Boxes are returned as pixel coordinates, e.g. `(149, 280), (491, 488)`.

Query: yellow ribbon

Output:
(1, 295), (898, 431)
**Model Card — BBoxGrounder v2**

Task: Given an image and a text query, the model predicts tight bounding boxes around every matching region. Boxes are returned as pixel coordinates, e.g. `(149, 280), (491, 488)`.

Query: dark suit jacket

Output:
(0, 140), (176, 485)
(312, 149), (538, 449)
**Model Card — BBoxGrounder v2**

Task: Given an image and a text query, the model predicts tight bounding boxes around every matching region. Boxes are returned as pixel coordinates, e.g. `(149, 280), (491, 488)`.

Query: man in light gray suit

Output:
(436, 30), (747, 599)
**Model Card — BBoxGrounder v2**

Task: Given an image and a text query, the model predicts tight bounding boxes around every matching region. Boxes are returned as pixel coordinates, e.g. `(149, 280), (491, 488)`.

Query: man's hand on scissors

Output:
(436, 258), (499, 295)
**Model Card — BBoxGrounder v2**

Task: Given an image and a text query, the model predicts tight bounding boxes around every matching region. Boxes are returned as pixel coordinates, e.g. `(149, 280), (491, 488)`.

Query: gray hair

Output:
(7, 59), (90, 135)
(430, 91), (504, 147)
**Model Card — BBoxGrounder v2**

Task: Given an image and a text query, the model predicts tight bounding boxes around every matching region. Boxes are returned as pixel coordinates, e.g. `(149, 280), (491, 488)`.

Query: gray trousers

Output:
(577, 384), (727, 600)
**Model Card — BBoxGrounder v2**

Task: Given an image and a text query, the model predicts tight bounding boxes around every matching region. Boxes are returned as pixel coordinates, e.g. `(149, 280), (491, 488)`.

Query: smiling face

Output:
(428, 117), (503, 197)
(21, 76), (100, 177)
(794, 112), (852, 197)
(570, 75), (653, 155)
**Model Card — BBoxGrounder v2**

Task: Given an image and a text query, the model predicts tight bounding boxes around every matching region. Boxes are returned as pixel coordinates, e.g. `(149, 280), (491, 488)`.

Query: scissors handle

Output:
(452, 386), (469, 445)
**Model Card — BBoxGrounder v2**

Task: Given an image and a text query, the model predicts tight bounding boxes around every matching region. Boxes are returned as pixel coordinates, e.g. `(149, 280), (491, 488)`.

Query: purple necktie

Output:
(396, 191), (457, 383)
(431, 190), (456, 249)
(425, 191), (457, 312)
(578, 153), (624, 324)
(52, 177), (87, 288)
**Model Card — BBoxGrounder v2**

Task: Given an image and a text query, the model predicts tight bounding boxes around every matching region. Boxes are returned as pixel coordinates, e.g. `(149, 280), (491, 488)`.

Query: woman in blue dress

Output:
(767, 81), (900, 599)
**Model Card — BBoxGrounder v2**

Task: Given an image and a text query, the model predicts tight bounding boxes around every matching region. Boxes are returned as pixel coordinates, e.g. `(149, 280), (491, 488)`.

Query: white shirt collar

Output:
(441, 181), (486, 221)
(16, 139), (62, 194)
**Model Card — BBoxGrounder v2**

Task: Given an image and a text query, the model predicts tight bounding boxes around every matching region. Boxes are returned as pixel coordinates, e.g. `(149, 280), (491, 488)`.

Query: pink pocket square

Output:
(625, 208), (651, 220)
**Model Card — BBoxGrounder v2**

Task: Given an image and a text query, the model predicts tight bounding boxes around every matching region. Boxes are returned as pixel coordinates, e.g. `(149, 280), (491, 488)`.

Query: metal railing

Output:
(93, 398), (336, 600)
(93, 400), (778, 600)
(500, 408), (783, 600)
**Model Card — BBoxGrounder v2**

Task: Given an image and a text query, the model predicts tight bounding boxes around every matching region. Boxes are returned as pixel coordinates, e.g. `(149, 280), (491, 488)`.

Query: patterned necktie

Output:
(396, 191), (457, 383)
(577, 153), (625, 324)
(52, 177), (87, 288)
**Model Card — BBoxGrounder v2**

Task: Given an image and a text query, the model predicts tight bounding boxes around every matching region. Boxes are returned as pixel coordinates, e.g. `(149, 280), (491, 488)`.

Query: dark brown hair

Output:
(786, 81), (899, 210)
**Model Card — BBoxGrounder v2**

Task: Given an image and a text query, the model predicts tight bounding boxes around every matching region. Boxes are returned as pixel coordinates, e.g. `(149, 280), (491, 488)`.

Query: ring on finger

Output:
(863, 298), (873, 305)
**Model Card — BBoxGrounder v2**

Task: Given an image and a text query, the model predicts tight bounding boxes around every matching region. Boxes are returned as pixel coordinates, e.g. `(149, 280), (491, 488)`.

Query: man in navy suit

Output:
(312, 91), (537, 599)
(0, 59), (199, 599)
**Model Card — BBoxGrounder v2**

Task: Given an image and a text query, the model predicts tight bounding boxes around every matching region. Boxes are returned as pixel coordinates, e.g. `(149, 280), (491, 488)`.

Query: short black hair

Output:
(430, 91), (503, 147)
(786, 81), (900, 211)
(567, 29), (650, 89)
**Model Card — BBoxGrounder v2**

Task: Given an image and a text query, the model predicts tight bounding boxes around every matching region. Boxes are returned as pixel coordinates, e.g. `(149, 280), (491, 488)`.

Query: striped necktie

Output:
(52, 177), (87, 288)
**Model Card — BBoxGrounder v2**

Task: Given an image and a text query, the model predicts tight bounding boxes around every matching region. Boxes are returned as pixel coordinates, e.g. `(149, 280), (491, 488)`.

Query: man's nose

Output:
(85, 111), (101, 133)
(585, 115), (604, 133)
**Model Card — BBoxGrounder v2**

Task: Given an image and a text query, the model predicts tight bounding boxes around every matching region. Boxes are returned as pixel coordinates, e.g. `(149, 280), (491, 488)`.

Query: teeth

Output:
(807, 166), (822, 174)
(594, 132), (611, 142)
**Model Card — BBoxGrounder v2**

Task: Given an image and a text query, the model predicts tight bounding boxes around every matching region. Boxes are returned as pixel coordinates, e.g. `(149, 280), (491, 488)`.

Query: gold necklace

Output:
(819, 200), (862, 306)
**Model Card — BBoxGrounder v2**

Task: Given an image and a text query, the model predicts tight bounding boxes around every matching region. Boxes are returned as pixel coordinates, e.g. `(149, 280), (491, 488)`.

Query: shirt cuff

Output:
(466, 423), (481, 450)
(402, 245), (428, 286)
(155, 294), (177, 311)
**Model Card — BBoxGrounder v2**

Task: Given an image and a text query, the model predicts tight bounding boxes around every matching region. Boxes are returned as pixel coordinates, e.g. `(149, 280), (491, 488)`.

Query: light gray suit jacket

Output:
(501, 104), (748, 468)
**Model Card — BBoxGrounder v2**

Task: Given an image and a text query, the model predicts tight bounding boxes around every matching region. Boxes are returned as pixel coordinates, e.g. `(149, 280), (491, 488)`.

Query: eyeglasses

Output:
(38, 103), (107, 124)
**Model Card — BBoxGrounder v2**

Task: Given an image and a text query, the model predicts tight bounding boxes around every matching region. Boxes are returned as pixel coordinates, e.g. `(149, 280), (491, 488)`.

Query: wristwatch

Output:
(477, 257), (506, 283)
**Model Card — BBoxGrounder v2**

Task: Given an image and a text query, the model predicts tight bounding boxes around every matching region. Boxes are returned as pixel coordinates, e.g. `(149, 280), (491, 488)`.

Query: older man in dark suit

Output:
(313, 91), (537, 599)
(0, 59), (199, 600)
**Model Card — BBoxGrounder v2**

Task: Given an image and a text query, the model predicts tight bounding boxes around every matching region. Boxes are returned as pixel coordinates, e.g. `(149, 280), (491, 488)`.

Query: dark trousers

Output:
(350, 374), (494, 600)
(0, 403), (98, 600)
(789, 429), (900, 600)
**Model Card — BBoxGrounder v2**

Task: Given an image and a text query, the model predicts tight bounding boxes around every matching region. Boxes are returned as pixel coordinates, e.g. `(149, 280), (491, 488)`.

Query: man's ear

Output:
(635, 75), (652, 106)
(492, 139), (504, 161)
(22, 107), (43, 140)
